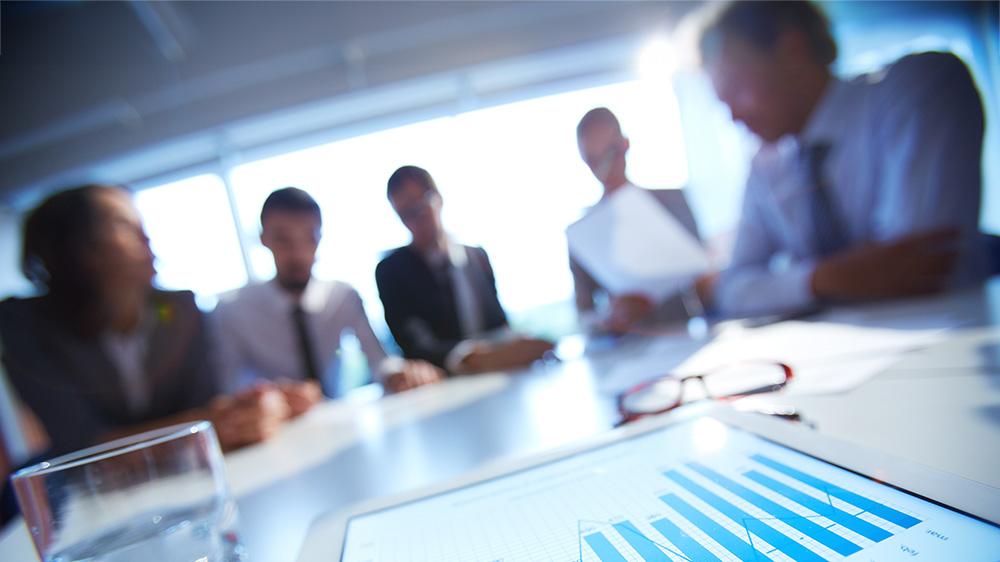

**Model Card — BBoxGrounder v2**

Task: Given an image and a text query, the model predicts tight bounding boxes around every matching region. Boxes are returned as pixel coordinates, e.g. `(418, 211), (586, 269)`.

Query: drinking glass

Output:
(11, 421), (246, 562)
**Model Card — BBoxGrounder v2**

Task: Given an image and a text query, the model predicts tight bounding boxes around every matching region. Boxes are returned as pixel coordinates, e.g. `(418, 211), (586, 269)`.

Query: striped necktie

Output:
(801, 142), (847, 257)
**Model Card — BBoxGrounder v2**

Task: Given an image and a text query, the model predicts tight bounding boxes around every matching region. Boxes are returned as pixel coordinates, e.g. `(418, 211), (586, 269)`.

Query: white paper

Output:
(599, 321), (947, 396)
(596, 336), (708, 394)
(566, 186), (709, 302)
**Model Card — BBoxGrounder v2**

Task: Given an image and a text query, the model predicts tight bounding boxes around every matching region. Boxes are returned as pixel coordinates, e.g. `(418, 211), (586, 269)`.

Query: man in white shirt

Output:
(699, 1), (990, 318)
(214, 188), (442, 404)
(572, 107), (711, 333)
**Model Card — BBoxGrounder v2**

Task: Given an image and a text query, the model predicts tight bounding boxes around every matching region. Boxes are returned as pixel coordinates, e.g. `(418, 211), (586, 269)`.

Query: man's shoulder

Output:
(150, 290), (204, 328)
(217, 282), (269, 306)
(213, 283), (278, 320)
(0, 295), (44, 335)
(642, 187), (688, 205)
(0, 295), (41, 317)
(884, 51), (971, 81)
(376, 246), (417, 275)
(867, 51), (975, 98)
(151, 289), (198, 310)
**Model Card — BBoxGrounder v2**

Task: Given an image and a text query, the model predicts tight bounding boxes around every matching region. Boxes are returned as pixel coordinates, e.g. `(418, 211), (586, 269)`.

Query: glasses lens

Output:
(701, 362), (788, 397)
(620, 377), (684, 415)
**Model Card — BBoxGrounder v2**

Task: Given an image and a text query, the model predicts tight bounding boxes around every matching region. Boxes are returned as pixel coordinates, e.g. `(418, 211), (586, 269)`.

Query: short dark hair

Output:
(260, 187), (321, 226)
(699, 1), (837, 66)
(386, 165), (439, 199)
(576, 107), (622, 139)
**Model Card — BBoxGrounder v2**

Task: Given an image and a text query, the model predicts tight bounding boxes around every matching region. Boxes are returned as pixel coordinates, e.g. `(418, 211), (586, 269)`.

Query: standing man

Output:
(572, 107), (708, 332)
(214, 188), (442, 403)
(699, 1), (989, 317)
(377, 166), (554, 374)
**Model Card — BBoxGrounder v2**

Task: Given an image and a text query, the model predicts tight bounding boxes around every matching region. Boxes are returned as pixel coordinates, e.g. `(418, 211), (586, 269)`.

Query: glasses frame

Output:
(616, 361), (794, 424)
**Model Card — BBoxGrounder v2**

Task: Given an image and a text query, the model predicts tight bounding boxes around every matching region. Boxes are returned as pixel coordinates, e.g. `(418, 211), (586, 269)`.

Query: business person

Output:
(377, 166), (554, 374)
(0, 185), (292, 455)
(699, 1), (989, 317)
(214, 187), (442, 397)
(572, 107), (709, 333)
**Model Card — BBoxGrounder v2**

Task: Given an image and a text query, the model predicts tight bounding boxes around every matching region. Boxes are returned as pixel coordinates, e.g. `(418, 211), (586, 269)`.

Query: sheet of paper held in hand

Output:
(566, 186), (709, 303)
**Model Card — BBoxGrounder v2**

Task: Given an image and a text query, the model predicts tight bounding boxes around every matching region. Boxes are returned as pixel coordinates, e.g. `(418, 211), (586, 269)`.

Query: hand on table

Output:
(602, 293), (654, 333)
(277, 379), (324, 418)
(812, 228), (959, 301)
(385, 360), (445, 393)
(460, 337), (555, 373)
(209, 384), (291, 451)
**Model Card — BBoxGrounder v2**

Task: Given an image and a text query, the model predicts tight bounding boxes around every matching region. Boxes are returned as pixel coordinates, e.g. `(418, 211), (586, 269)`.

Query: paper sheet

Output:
(599, 321), (947, 396)
(566, 186), (709, 302)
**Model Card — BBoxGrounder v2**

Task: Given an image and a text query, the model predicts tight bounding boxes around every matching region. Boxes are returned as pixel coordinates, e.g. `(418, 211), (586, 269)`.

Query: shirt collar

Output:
(422, 237), (468, 269)
(797, 76), (849, 149)
(266, 278), (329, 314)
(599, 181), (637, 204)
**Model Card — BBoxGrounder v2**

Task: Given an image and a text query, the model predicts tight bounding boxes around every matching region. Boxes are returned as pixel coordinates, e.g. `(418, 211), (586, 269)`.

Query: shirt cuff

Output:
(717, 260), (818, 318)
(376, 356), (406, 384)
(444, 340), (483, 375)
(783, 260), (819, 310)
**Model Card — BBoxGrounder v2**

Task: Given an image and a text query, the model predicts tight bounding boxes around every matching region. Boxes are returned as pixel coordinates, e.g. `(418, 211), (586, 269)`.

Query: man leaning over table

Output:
(697, 1), (991, 318)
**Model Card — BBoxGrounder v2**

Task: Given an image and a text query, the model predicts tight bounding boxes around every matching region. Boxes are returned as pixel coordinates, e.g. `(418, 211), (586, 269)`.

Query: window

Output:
(134, 174), (248, 304)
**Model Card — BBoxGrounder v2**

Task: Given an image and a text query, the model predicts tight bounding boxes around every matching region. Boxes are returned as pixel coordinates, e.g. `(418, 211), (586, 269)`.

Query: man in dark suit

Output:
(376, 166), (554, 374)
(572, 107), (713, 333)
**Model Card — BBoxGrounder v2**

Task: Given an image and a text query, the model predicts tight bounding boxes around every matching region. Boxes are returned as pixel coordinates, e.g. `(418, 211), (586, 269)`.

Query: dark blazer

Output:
(376, 245), (507, 369)
(0, 290), (218, 456)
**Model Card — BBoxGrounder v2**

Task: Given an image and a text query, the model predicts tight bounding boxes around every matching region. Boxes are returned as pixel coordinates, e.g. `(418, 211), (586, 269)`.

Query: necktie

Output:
(801, 142), (847, 257)
(291, 303), (321, 382)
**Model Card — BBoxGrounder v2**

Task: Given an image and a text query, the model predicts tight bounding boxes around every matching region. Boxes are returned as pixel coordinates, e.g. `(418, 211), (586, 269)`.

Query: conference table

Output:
(2, 279), (999, 561)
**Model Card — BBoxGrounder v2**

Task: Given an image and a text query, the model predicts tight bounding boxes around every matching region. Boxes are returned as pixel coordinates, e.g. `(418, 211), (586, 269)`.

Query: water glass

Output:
(11, 421), (246, 562)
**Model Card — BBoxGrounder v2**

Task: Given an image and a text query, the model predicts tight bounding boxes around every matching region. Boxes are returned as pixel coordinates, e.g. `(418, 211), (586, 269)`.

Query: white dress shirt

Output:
(213, 279), (396, 394)
(715, 52), (988, 318)
(101, 306), (157, 415)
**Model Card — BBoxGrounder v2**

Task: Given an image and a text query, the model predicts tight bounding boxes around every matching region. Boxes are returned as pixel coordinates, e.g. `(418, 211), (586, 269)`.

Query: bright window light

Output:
(638, 37), (678, 80)
(134, 174), (249, 299)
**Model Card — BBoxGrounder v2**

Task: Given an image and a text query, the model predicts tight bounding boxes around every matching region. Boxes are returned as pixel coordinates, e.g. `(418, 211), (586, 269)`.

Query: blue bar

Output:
(611, 520), (679, 562)
(658, 494), (758, 561)
(745, 469), (893, 542)
(687, 462), (861, 556)
(751, 454), (922, 529)
(585, 532), (628, 562)
(664, 469), (827, 562)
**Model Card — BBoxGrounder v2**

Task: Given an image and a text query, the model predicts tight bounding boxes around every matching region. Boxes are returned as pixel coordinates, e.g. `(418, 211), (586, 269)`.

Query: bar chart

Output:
(341, 419), (1000, 562)
(578, 454), (921, 562)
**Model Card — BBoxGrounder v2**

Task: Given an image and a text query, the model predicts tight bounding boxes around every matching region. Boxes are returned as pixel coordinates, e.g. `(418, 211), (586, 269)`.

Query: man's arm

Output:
(569, 253), (600, 314)
(209, 300), (247, 395)
(714, 168), (817, 318)
(341, 286), (390, 383)
(375, 257), (463, 368)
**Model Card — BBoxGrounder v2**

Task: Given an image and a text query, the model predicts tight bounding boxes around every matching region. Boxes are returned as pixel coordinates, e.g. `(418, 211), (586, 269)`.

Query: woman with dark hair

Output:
(0, 184), (294, 457)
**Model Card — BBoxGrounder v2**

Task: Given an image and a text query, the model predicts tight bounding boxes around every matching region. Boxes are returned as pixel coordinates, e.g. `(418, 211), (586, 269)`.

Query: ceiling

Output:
(0, 1), (699, 205)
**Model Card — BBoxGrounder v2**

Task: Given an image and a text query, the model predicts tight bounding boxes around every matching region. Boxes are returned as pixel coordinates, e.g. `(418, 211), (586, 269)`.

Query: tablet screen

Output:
(341, 418), (1000, 561)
